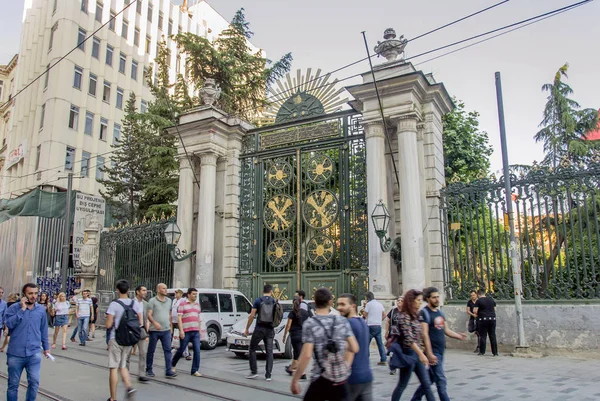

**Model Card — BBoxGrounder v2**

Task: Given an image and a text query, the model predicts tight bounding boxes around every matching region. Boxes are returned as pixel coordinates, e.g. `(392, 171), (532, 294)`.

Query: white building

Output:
(0, 55), (19, 191)
(2, 0), (243, 199)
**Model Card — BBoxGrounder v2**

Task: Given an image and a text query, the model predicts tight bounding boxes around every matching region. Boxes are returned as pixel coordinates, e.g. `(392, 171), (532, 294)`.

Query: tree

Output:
(174, 8), (292, 122)
(98, 92), (150, 222)
(442, 99), (493, 183)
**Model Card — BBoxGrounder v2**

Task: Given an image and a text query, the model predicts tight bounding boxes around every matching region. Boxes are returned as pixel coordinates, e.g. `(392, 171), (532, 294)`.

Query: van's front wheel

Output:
(201, 326), (219, 350)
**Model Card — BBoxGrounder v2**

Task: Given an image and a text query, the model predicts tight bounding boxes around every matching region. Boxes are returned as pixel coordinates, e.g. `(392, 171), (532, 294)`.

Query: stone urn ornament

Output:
(199, 78), (222, 106)
(374, 28), (408, 62)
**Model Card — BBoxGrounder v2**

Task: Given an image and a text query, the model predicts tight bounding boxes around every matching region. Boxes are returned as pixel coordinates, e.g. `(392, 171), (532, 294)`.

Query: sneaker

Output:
(389, 370), (397, 375)
(192, 372), (203, 377)
(79, 343), (86, 346)
(165, 371), (178, 379)
(377, 361), (387, 366)
(185, 355), (193, 361)
(138, 377), (150, 383)
(300, 374), (307, 380)
(70, 338), (76, 343)
(146, 371), (155, 378)
(246, 373), (258, 379)
(266, 377), (272, 382)
(125, 388), (136, 399)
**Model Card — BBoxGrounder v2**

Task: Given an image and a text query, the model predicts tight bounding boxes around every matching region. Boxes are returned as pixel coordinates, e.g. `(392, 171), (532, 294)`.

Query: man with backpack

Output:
(105, 280), (143, 401)
(244, 284), (283, 381)
(291, 287), (359, 401)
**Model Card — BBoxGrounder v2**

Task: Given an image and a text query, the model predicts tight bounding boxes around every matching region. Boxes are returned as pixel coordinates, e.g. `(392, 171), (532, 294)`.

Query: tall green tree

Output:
(442, 99), (493, 183)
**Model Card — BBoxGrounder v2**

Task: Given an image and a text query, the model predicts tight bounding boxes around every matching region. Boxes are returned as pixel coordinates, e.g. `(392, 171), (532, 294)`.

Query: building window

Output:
(168, 19), (173, 36)
(95, 1), (103, 22)
(122, 19), (128, 39)
(73, 65), (83, 89)
(116, 87), (124, 109)
(106, 45), (113, 66)
(49, 23), (58, 51)
(113, 123), (121, 144)
(40, 103), (46, 130)
(134, 27), (140, 46)
(109, 10), (116, 31)
(81, 0), (88, 13)
(35, 145), (41, 171)
(103, 81), (111, 103)
(119, 53), (126, 73)
(44, 64), (50, 90)
(84, 111), (94, 135)
(89, 73), (97, 96)
(96, 156), (105, 180)
(100, 118), (108, 141)
(158, 11), (164, 30)
(65, 147), (76, 171)
(131, 60), (138, 80)
(145, 35), (151, 53)
(147, 2), (153, 22)
(81, 151), (91, 177)
(140, 100), (148, 113)
(92, 36), (101, 59)
(68, 105), (79, 130)
(136, 0), (142, 14)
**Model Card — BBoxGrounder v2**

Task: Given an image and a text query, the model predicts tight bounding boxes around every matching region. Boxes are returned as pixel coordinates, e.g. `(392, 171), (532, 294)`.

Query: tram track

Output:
(0, 372), (75, 401)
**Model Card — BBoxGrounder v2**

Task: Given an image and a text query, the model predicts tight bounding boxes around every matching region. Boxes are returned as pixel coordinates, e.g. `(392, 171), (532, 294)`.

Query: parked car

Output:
(226, 299), (339, 359)
(167, 288), (253, 350)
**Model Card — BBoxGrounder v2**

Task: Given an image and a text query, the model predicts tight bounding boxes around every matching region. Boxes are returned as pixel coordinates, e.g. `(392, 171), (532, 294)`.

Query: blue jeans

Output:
(7, 353), (42, 401)
(72, 317), (89, 344)
(411, 353), (449, 401)
(391, 349), (435, 401)
(172, 331), (201, 374)
(368, 325), (386, 362)
(146, 330), (173, 374)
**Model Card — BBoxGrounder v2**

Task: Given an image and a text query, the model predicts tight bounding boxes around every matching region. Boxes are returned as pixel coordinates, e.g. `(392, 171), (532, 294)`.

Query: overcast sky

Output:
(2, 0), (598, 174)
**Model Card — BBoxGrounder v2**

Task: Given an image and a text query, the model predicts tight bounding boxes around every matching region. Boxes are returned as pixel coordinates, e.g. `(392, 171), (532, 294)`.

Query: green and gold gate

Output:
(238, 110), (369, 301)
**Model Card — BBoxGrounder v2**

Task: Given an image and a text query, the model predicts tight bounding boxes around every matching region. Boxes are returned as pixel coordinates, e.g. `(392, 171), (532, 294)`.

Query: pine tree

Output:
(98, 92), (150, 222)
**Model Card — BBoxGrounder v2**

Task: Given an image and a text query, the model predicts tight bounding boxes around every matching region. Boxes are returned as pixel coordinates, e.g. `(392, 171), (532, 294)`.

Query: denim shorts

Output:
(54, 314), (68, 326)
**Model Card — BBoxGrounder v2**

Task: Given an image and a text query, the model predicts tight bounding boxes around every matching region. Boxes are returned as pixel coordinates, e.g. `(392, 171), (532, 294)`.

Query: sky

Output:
(1, 0), (599, 175)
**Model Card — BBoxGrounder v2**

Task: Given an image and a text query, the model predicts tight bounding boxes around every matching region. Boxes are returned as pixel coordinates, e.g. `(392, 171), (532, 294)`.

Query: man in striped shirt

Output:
(172, 288), (202, 377)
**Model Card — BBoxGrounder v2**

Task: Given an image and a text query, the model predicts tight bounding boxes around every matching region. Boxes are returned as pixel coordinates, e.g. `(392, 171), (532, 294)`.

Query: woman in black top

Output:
(283, 296), (309, 377)
(474, 289), (498, 356)
(89, 297), (99, 339)
(38, 292), (52, 327)
(466, 290), (480, 353)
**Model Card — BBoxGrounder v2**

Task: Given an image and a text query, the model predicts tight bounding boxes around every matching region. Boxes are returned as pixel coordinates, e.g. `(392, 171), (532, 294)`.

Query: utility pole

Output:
(495, 72), (527, 349)
(61, 173), (73, 293)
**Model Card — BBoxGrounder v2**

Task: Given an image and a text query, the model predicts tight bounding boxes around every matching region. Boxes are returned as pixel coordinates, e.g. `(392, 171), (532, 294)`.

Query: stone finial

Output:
(199, 78), (222, 107)
(374, 28), (408, 63)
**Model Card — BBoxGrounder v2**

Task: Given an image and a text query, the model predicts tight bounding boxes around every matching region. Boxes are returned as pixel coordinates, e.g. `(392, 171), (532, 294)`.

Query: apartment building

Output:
(0, 55), (19, 188)
(1, 0), (240, 198)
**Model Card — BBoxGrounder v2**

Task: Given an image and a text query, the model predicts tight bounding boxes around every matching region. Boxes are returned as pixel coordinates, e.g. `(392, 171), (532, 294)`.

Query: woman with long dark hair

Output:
(283, 296), (309, 378)
(391, 289), (435, 401)
(89, 296), (98, 339)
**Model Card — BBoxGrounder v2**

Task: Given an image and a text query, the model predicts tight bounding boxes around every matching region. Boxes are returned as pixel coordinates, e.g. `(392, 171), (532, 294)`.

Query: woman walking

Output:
(466, 290), (480, 353)
(52, 292), (70, 350)
(89, 296), (98, 339)
(39, 292), (53, 327)
(390, 289), (435, 401)
(282, 296), (309, 378)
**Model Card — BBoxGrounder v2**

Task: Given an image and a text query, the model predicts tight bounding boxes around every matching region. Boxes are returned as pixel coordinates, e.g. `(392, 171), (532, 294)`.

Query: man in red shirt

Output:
(172, 288), (202, 377)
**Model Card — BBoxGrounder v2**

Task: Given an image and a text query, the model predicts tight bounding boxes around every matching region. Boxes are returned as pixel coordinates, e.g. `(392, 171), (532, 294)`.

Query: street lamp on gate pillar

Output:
(164, 221), (196, 262)
(371, 200), (401, 253)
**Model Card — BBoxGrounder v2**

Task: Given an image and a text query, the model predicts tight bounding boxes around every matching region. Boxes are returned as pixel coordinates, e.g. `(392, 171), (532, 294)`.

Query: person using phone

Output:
(4, 283), (51, 401)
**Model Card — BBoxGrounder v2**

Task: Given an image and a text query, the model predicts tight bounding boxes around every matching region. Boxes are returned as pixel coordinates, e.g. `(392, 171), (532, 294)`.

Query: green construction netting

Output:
(0, 188), (77, 225)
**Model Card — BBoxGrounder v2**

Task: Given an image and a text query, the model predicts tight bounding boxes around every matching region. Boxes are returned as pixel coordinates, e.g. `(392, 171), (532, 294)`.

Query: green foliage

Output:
(442, 99), (493, 183)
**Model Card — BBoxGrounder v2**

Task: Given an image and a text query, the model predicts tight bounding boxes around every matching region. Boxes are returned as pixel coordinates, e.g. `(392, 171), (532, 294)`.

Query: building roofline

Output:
(0, 54), (18, 75)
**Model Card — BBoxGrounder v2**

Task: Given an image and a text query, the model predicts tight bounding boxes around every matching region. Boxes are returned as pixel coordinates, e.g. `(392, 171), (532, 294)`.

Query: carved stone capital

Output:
(199, 153), (218, 167)
(179, 155), (195, 170)
(361, 120), (385, 140)
(393, 115), (418, 133)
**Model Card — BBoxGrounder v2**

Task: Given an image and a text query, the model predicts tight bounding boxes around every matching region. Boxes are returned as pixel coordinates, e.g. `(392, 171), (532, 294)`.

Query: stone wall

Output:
(443, 303), (600, 351)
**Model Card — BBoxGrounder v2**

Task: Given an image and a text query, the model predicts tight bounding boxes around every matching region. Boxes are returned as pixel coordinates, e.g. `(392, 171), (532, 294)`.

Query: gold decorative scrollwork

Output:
(267, 161), (293, 189)
(311, 285), (337, 301)
(302, 190), (339, 230)
(266, 238), (293, 268)
(307, 155), (334, 184)
(307, 235), (335, 266)
(263, 194), (296, 232)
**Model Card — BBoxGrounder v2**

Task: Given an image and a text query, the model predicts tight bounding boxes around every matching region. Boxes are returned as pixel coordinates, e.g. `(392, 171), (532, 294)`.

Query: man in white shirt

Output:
(363, 291), (387, 365)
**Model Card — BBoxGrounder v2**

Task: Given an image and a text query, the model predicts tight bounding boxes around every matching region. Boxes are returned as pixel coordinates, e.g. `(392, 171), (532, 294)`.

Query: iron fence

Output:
(441, 160), (600, 300)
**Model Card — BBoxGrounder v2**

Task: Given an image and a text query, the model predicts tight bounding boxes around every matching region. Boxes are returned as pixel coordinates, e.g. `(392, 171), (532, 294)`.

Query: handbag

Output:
(388, 342), (418, 370)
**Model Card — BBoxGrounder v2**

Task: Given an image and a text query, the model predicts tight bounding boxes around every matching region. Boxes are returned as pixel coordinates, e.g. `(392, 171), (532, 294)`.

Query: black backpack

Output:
(257, 296), (283, 326)
(114, 300), (141, 346)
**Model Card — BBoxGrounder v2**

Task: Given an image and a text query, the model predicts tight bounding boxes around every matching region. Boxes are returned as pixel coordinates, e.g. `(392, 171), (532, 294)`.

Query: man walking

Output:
(71, 289), (93, 346)
(105, 280), (142, 401)
(127, 285), (150, 383)
(171, 289), (190, 360)
(244, 284), (276, 381)
(291, 288), (359, 400)
(172, 288), (202, 377)
(363, 291), (387, 365)
(295, 290), (313, 315)
(337, 293), (373, 401)
(411, 287), (466, 401)
(5, 283), (51, 401)
(474, 289), (498, 356)
(146, 283), (177, 379)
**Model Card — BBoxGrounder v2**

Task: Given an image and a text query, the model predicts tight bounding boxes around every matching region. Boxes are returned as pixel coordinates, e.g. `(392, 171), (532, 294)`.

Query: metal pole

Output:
(495, 72), (527, 348)
(61, 173), (73, 293)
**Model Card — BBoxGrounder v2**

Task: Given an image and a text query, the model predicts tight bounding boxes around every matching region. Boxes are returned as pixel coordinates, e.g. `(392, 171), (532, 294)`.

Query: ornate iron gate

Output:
(238, 111), (369, 300)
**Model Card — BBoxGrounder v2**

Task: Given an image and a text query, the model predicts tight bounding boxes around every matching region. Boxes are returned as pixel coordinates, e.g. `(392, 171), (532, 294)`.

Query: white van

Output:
(167, 288), (253, 350)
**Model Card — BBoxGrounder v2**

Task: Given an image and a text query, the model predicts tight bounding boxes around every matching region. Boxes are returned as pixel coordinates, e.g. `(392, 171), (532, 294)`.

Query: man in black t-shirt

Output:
(473, 289), (498, 356)
(412, 287), (466, 401)
(244, 284), (276, 381)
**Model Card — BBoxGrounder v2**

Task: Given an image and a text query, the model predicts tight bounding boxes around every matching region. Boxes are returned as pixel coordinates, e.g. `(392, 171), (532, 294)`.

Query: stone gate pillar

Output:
(173, 155), (195, 288)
